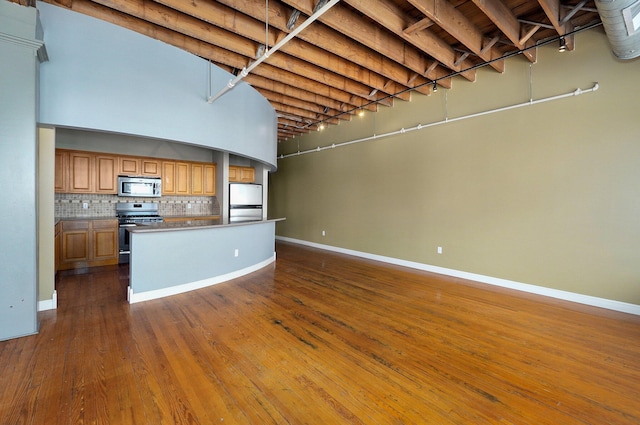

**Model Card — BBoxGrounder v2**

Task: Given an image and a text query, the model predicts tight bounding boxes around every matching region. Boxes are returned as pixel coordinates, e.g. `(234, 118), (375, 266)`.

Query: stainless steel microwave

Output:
(117, 176), (162, 198)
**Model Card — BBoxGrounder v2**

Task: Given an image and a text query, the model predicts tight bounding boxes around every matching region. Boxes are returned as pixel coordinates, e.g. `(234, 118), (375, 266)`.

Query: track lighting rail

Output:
(279, 83), (600, 159)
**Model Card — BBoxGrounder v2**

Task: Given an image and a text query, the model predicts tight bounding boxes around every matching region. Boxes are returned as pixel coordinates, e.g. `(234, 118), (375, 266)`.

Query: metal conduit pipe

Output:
(207, 0), (341, 104)
(279, 83), (600, 159)
(595, 0), (640, 59)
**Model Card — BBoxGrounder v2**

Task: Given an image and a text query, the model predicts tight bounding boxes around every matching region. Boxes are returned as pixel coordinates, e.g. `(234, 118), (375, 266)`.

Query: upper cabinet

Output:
(161, 161), (176, 195)
(68, 151), (93, 192)
(165, 161), (215, 196)
(140, 159), (161, 177)
(54, 150), (68, 192)
(57, 149), (217, 196)
(192, 163), (217, 196)
(175, 162), (190, 195)
(119, 156), (161, 177)
(203, 164), (216, 196)
(56, 149), (117, 194)
(229, 165), (255, 183)
(118, 156), (139, 176)
(95, 155), (117, 193)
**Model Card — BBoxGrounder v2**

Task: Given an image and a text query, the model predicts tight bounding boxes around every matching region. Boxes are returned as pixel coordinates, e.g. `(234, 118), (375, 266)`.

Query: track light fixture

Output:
(358, 108), (365, 117)
(559, 36), (568, 52)
(433, 81), (438, 92)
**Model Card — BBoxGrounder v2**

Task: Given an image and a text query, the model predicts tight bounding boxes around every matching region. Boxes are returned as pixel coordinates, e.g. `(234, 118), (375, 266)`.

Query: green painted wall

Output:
(270, 29), (640, 305)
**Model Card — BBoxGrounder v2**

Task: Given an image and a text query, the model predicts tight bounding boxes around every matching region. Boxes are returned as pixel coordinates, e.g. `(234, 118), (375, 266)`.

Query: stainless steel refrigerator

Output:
(229, 183), (263, 222)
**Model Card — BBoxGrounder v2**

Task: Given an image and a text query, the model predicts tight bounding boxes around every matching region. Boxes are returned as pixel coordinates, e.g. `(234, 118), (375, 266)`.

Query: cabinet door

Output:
(229, 166), (254, 183)
(141, 159), (161, 176)
(95, 155), (117, 193)
(162, 161), (176, 194)
(191, 163), (204, 195)
(204, 164), (216, 195)
(239, 167), (255, 183)
(92, 220), (118, 261)
(119, 157), (139, 176)
(69, 152), (93, 193)
(61, 221), (90, 263)
(55, 222), (62, 273)
(54, 150), (68, 193)
(176, 162), (190, 195)
(229, 166), (238, 182)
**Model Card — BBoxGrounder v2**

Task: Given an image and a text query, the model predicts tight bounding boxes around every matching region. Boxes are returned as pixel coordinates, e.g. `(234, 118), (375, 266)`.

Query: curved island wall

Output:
(128, 221), (281, 303)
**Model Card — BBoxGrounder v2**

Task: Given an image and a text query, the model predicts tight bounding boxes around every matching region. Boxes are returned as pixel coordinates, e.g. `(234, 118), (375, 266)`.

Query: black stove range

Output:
(116, 202), (163, 263)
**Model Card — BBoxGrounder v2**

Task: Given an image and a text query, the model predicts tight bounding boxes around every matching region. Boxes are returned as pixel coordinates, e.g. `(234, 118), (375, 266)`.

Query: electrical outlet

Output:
(322, 230), (326, 236)
(437, 246), (443, 254)
(234, 249), (239, 257)
(82, 202), (89, 209)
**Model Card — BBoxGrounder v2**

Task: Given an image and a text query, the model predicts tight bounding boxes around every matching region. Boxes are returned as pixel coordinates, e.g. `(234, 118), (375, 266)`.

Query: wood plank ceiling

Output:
(25, 0), (602, 142)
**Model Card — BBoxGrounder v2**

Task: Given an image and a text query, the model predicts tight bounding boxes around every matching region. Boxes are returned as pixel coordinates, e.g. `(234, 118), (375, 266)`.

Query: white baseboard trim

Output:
(277, 236), (640, 316)
(37, 290), (57, 311)
(128, 254), (277, 304)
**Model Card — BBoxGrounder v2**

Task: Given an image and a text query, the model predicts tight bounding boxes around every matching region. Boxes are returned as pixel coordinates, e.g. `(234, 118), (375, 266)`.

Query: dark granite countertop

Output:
(128, 218), (285, 233)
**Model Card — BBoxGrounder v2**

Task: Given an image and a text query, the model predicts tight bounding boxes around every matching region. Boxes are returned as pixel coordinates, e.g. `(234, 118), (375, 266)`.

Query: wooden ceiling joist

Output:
(32, 0), (601, 141)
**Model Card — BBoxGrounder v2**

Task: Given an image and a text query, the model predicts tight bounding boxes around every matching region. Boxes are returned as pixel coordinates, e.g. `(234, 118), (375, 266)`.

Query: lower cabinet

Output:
(55, 221), (62, 274)
(59, 219), (118, 270)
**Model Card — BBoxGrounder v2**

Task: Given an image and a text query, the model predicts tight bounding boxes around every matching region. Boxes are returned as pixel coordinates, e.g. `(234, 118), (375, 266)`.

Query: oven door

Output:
(118, 223), (136, 263)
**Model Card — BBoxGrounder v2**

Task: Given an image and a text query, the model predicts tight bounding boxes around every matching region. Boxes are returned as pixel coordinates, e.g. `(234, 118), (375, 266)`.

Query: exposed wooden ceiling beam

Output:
(255, 87), (354, 120)
(470, 0), (537, 62)
(33, 0), (602, 140)
(280, 0), (460, 87)
(100, 0), (394, 106)
(537, 0), (568, 35)
(245, 73), (376, 115)
(151, 0), (411, 101)
(270, 100), (341, 125)
(403, 17), (434, 35)
(406, 0), (505, 73)
(216, 0), (435, 97)
(341, 0), (478, 83)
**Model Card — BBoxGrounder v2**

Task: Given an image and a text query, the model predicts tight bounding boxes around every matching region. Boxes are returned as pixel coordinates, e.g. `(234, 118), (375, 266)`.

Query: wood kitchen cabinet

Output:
(54, 150), (68, 193)
(56, 149), (216, 196)
(163, 160), (215, 196)
(119, 156), (161, 177)
(68, 151), (93, 193)
(140, 159), (161, 176)
(203, 164), (216, 195)
(64, 150), (117, 194)
(54, 221), (62, 274)
(95, 155), (117, 193)
(119, 156), (139, 176)
(59, 219), (118, 270)
(229, 165), (255, 183)
(191, 163), (204, 195)
(175, 162), (190, 195)
(162, 161), (176, 194)
(91, 219), (119, 262)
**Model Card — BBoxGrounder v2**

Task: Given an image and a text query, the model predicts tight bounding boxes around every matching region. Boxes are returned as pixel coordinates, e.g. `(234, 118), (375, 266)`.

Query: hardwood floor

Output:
(1, 241), (639, 424)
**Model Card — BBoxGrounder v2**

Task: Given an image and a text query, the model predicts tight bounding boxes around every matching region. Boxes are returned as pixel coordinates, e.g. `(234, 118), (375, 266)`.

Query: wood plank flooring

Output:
(1, 240), (640, 424)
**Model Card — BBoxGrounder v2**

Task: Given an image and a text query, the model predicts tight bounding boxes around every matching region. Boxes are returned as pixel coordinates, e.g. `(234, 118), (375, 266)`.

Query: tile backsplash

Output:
(55, 193), (220, 218)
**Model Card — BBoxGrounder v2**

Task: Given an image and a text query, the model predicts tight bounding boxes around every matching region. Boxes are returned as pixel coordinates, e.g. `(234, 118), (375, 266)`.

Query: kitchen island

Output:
(127, 218), (284, 303)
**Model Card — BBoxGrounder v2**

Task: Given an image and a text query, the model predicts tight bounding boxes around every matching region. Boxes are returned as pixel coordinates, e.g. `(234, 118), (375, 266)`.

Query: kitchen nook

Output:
(37, 1), (282, 312)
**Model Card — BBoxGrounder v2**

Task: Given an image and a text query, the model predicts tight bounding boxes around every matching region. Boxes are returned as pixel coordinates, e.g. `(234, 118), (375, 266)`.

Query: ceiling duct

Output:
(595, 0), (640, 59)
